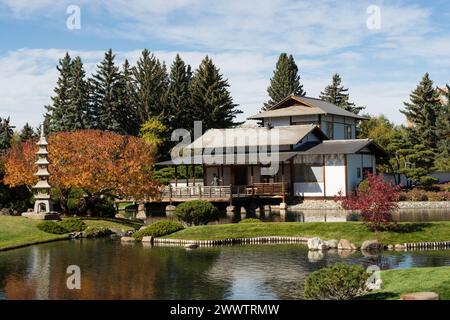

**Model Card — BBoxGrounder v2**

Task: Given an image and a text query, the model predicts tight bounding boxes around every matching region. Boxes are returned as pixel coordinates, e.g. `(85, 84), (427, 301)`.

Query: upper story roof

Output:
(186, 124), (328, 149)
(248, 95), (367, 120)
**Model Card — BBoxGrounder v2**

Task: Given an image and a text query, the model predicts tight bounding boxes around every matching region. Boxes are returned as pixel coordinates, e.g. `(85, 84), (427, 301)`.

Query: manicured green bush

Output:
(347, 212), (361, 221)
(83, 226), (112, 238)
(238, 218), (262, 223)
(37, 221), (69, 234)
(133, 221), (184, 239)
(60, 218), (87, 232)
(173, 200), (219, 226)
(304, 263), (369, 300)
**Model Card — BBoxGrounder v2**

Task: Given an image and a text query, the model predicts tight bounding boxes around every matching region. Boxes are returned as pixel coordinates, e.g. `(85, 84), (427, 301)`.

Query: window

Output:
(345, 124), (352, 139)
(326, 122), (334, 139)
(293, 155), (323, 183)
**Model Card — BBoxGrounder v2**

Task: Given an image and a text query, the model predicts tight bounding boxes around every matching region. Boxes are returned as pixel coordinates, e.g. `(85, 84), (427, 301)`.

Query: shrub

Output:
(304, 263), (369, 300)
(173, 200), (219, 226)
(406, 189), (428, 201)
(133, 221), (184, 240)
(427, 191), (450, 201)
(37, 221), (68, 234)
(238, 218), (262, 223)
(60, 218), (87, 232)
(83, 226), (112, 238)
(347, 212), (361, 221)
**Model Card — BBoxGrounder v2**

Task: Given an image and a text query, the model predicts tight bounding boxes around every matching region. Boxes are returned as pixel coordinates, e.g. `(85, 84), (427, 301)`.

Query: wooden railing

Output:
(162, 182), (289, 199)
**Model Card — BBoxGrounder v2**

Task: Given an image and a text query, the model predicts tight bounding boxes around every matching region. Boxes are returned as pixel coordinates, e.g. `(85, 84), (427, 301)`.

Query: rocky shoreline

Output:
(287, 200), (450, 211)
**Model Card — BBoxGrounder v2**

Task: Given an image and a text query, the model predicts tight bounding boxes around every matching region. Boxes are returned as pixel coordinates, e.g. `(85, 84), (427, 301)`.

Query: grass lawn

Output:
(0, 215), (140, 251)
(361, 266), (450, 300)
(0, 216), (68, 250)
(163, 221), (450, 245)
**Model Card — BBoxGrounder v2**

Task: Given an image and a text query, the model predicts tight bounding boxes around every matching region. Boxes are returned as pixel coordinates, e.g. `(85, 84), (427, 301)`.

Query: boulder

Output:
(386, 244), (394, 250)
(115, 213), (125, 219)
(308, 237), (327, 251)
(0, 208), (12, 216)
(226, 205), (235, 213)
(136, 211), (147, 220)
(400, 292), (439, 300)
(325, 239), (339, 249)
(69, 232), (83, 239)
(120, 236), (135, 242)
(361, 240), (383, 251)
(338, 239), (353, 250)
(142, 236), (153, 243)
(395, 244), (406, 250)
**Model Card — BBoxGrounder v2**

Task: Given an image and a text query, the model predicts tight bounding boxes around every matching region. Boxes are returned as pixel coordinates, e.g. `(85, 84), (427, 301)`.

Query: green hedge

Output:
(60, 218), (87, 232)
(37, 221), (69, 234)
(304, 263), (369, 300)
(133, 221), (184, 240)
(83, 226), (112, 238)
(173, 200), (219, 226)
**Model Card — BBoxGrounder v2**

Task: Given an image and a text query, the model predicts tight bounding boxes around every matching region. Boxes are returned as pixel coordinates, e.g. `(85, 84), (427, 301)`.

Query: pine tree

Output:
(264, 53), (305, 110)
(166, 54), (193, 133)
(67, 57), (91, 130)
(89, 49), (125, 133)
(320, 74), (365, 114)
(190, 56), (242, 130)
(401, 73), (440, 151)
(19, 123), (35, 142)
(434, 84), (450, 171)
(133, 49), (168, 126)
(116, 59), (139, 135)
(0, 117), (14, 151)
(45, 52), (72, 133)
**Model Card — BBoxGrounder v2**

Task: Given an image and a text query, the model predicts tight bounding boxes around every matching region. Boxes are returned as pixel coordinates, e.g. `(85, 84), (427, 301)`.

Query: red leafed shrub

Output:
(335, 174), (401, 231)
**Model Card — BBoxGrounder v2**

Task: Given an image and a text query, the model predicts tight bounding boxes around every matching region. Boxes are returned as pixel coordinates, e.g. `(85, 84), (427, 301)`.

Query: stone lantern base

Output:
(21, 211), (61, 220)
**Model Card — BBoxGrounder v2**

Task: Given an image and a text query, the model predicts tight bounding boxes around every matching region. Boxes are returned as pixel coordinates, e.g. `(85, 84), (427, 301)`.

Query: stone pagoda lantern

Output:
(22, 125), (59, 220)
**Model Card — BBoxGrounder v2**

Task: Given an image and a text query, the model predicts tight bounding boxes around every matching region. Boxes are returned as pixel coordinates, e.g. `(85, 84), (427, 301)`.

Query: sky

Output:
(0, 0), (449, 129)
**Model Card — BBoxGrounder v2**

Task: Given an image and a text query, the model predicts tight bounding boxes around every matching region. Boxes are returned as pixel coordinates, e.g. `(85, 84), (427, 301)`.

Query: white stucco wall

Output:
(324, 154), (346, 196)
(294, 182), (325, 197)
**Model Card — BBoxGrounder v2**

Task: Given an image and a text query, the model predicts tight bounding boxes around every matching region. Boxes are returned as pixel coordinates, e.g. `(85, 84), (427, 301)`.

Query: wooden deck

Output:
(160, 183), (288, 202)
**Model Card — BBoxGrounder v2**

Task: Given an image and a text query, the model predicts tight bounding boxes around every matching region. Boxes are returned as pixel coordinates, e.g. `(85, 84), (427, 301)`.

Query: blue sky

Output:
(0, 0), (449, 129)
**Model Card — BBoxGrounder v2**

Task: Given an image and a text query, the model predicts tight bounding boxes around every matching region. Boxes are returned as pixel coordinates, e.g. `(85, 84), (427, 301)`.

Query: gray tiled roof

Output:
(248, 95), (367, 120)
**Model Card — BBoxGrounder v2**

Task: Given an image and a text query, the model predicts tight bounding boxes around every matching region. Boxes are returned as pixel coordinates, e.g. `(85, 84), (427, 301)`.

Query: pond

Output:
(0, 239), (449, 300)
(137, 208), (450, 225)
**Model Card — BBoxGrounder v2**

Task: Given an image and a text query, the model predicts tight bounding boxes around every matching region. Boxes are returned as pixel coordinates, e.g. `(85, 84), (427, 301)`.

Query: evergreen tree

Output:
(19, 123), (35, 142)
(264, 53), (305, 110)
(0, 117), (14, 151)
(435, 84), (450, 171)
(190, 56), (242, 130)
(401, 73), (440, 151)
(320, 74), (365, 114)
(133, 49), (168, 125)
(67, 57), (91, 130)
(45, 52), (72, 133)
(165, 54), (193, 133)
(116, 59), (139, 135)
(89, 49), (126, 133)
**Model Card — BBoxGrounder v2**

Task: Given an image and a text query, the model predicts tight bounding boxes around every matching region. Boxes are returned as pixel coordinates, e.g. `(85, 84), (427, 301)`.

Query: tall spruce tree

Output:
(434, 84), (450, 171)
(320, 74), (365, 114)
(165, 54), (193, 133)
(116, 59), (139, 135)
(89, 49), (126, 133)
(133, 49), (168, 126)
(401, 73), (440, 151)
(264, 53), (305, 110)
(45, 52), (72, 133)
(67, 57), (91, 130)
(190, 56), (242, 130)
(19, 123), (35, 142)
(0, 116), (14, 151)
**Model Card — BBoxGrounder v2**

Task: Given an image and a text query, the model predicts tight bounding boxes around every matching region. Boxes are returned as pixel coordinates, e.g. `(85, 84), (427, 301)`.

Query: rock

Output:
(120, 236), (135, 242)
(308, 237), (328, 251)
(400, 292), (439, 300)
(136, 211), (147, 220)
(142, 236), (153, 243)
(386, 244), (394, 250)
(350, 243), (358, 250)
(395, 244), (406, 250)
(240, 207), (246, 214)
(69, 232), (83, 239)
(338, 239), (353, 250)
(279, 202), (287, 210)
(325, 239), (339, 249)
(0, 208), (12, 216)
(115, 213), (125, 219)
(307, 250), (324, 262)
(184, 244), (198, 249)
(124, 230), (135, 237)
(226, 205), (235, 213)
(361, 240), (383, 251)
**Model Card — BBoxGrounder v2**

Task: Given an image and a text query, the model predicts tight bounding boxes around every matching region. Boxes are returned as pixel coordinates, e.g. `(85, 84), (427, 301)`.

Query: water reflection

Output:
(1, 240), (449, 300)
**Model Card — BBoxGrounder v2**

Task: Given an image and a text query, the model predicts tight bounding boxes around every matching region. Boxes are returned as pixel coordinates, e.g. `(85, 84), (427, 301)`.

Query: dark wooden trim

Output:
(322, 155), (326, 197)
(174, 165), (178, 187)
(344, 154), (348, 198)
(220, 164), (224, 186)
(250, 164), (254, 184)
(289, 160), (294, 197)
(202, 164), (206, 186)
(289, 116), (293, 125)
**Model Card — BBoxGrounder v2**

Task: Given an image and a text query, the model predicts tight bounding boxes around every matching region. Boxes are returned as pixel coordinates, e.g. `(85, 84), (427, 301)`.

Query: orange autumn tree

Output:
(3, 130), (160, 215)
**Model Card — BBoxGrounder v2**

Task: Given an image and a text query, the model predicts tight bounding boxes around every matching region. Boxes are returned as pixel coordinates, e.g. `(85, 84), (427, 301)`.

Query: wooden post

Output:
(220, 164), (224, 186)
(186, 165), (189, 186)
(281, 162), (285, 202)
(322, 155), (326, 198)
(250, 164), (254, 185)
(192, 164), (196, 186)
(174, 166), (178, 187)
